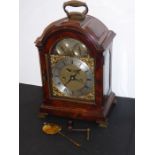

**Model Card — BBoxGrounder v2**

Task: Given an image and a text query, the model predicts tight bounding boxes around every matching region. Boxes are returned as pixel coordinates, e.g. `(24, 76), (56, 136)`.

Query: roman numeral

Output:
(84, 85), (89, 89)
(87, 78), (91, 81)
(57, 82), (61, 85)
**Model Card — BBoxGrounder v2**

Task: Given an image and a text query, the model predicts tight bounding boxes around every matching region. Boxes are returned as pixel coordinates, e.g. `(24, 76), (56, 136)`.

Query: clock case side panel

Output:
(36, 28), (106, 121)
(102, 43), (116, 118)
(36, 44), (49, 102)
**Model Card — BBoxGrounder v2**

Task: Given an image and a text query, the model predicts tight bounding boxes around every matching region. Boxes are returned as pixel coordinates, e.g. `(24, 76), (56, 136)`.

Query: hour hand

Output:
(66, 68), (72, 72)
(75, 69), (81, 72)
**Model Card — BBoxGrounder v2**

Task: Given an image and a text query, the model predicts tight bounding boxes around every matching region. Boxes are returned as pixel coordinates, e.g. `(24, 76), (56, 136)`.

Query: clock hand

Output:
(64, 69), (82, 85)
(64, 78), (72, 85)
(73, 78), (83, 84)
(74, 69), (81, 73)
(66, 68), (72, 72)
(64, 74), (79, 85)
(64, 75), (77, 85)
(62, 76), (66, 80)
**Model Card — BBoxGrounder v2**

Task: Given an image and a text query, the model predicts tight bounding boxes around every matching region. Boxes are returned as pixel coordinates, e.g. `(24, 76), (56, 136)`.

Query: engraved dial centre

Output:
(60, 64), (87, 91)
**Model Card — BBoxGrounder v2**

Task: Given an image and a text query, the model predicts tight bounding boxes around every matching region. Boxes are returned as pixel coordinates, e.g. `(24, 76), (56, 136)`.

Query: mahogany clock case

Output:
(35, 1), (116, 123)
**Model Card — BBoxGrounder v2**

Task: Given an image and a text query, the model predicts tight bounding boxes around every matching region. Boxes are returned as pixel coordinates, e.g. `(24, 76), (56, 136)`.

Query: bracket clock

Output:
(35, 1), (116, 126)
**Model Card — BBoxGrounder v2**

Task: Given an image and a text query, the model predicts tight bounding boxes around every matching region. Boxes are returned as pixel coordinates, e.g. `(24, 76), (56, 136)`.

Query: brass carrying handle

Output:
(63, 1), (88, 20)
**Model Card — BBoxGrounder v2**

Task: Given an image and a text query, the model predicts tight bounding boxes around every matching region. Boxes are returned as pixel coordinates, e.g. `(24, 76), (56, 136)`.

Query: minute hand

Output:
(64, 78), (72, 85)
(74, 78), (83, 84)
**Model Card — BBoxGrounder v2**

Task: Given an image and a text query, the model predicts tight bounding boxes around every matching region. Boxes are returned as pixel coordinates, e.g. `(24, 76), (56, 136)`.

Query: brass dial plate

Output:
(51, 55), (95, 101)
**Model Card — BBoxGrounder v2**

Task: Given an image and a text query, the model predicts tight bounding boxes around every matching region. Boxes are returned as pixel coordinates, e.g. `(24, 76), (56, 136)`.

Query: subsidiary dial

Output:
(55, 38), (88, 57)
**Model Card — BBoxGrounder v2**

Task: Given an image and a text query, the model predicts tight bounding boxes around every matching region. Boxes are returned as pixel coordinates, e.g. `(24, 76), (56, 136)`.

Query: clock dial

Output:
(73, 43), (87, 56)
(52, 57), (94, 97)
(55, 38), (88, 57)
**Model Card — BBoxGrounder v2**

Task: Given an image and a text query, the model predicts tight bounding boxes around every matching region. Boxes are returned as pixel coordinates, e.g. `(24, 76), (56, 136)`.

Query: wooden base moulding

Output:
(39, 92), (116, 125)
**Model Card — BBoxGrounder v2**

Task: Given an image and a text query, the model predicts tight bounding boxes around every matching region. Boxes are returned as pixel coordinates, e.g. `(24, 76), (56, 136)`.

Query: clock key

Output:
(67, 120), (91, 141)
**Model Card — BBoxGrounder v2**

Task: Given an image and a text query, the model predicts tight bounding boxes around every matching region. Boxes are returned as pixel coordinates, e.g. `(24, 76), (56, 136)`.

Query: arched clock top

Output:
(35, 15), (115, 53)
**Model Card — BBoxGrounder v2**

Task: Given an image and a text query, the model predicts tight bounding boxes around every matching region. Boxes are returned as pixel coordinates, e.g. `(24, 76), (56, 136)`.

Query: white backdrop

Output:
(19, 0), (134, 98)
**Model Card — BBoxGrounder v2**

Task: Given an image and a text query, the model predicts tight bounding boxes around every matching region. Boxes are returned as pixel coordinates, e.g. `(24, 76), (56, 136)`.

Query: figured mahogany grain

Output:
(35, 15), (116, 122)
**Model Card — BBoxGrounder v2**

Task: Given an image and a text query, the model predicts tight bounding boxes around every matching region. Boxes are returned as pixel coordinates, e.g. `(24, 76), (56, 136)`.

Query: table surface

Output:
(19, 84), (135, 155)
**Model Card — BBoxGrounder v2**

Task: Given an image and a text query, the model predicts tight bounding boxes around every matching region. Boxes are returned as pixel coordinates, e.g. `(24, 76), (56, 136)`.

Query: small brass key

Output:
(67, 120), (91, 141)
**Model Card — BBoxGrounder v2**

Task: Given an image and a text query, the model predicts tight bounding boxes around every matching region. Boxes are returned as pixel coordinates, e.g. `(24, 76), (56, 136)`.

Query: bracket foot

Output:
(97, 120), (108, 128)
